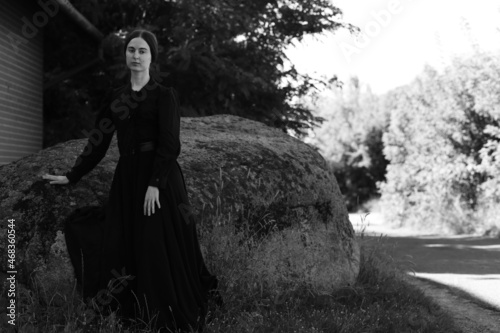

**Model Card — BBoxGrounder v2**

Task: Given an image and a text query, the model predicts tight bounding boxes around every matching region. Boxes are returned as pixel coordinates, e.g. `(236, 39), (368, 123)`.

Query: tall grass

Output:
(10, 208), (461, 333)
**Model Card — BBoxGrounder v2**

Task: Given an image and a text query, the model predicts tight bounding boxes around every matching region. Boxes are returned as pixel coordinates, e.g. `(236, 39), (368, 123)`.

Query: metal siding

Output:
(0, 116), (42, 132)
(0, 0), (43, 165)
(0, 98), (42, 119)
(0, 132), (42, 145)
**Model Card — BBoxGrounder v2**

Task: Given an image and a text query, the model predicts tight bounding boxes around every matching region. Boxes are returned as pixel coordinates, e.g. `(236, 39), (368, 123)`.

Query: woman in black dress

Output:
(42, 29), (220, 332)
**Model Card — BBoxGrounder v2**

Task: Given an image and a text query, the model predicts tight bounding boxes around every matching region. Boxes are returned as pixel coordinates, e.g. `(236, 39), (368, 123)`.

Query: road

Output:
(349, 212), (500, 311)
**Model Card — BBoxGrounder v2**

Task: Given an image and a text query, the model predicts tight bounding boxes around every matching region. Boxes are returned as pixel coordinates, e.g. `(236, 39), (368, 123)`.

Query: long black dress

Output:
(64, 78), (219, 332)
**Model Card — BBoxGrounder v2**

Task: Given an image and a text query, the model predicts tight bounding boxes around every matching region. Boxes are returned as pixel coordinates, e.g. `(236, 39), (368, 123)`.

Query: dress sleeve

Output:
(148, 87), (181, 189)
(65, 90), (116, 184)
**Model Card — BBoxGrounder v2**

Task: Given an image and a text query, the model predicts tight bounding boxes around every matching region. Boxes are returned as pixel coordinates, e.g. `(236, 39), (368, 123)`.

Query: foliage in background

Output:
(378, 52), (500, 234)
(306, 77), (390, 211)
(43, 0), (356, 147)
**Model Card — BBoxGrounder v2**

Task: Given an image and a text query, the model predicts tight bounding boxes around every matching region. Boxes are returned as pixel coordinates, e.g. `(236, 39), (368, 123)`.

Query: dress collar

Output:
(127, 76), (158, 93)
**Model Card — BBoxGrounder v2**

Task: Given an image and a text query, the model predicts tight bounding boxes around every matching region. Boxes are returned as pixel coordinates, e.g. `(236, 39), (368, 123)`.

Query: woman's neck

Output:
(130, 71), (150, 91)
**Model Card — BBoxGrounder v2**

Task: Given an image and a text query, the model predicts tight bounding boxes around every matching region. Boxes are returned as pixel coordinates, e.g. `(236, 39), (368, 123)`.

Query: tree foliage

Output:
(43, 0), (353, 147)
(306, 77), (389, 211)
(379, 52), (500, 233)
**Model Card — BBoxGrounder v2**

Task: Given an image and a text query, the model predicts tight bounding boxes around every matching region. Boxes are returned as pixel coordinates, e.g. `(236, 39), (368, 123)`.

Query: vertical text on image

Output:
(6, 218), (17, 326)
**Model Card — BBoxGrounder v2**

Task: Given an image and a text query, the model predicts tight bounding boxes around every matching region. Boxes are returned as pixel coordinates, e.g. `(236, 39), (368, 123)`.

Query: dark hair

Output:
(123, 29), (158, 63)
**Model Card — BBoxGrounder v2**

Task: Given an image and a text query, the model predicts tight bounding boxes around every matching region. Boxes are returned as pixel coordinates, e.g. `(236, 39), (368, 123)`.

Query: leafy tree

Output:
(43, 0), (355, 147)
(379, 53), (500, 233)
(306, 77), (389, 211)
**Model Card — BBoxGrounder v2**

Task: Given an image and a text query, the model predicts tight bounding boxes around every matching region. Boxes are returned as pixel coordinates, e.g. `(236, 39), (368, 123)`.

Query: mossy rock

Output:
(0, 114), (359, 303)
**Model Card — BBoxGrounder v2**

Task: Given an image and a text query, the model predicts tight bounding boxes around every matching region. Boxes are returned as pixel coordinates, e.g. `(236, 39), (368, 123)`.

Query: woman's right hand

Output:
(42, 174), (70, 185)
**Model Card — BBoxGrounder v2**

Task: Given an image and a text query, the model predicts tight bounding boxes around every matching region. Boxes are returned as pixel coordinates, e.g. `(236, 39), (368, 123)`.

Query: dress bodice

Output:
(65, 78), (180, 189)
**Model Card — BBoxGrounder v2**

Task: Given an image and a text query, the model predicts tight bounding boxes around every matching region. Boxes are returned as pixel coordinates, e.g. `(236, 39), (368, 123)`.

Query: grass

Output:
(9, 210), (462, 333)
(201, 216), (459, 333)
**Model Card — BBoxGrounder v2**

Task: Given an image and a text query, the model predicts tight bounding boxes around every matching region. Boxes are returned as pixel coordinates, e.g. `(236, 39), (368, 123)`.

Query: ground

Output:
(350, 212), (500, 333)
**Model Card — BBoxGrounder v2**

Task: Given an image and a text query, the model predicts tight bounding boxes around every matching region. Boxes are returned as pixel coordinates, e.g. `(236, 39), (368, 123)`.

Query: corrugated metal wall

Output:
(0, 0), (43, 165)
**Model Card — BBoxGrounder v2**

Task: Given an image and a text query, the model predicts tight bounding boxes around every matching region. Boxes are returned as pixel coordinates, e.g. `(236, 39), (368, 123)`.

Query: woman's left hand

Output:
(144, 186), (161, 216)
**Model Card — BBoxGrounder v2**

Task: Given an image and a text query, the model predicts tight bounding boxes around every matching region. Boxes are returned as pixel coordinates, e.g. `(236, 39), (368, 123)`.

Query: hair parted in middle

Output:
(123, 29), (159, 63)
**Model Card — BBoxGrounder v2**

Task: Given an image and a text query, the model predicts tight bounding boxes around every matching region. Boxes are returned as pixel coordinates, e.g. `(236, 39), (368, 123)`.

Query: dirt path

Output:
(350, 213), (500, 332)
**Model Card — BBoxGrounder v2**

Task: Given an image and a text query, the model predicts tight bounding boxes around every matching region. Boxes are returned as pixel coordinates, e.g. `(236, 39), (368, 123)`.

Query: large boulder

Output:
(0, 115), (359, 304)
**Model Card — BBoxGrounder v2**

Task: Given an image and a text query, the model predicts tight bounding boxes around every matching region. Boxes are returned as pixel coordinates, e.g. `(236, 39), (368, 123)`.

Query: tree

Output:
(306, 77), (389, 211)
(379, 53), (500, 233)
(43, 0), (355, 147)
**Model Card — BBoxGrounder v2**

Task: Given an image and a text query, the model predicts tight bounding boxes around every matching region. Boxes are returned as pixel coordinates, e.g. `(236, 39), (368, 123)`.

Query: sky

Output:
(285, 0), (500, 95)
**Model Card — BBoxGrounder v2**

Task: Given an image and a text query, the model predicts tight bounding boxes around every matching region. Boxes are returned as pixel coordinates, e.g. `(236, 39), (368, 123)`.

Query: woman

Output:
(42, 29), (220, 332)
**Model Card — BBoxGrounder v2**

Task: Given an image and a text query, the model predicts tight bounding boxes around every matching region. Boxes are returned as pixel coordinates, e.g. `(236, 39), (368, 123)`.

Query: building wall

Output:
(0, 0), (44, 165)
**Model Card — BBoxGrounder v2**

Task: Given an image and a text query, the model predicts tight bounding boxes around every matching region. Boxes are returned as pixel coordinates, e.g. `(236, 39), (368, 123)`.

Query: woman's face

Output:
(125, 37), (152, 72)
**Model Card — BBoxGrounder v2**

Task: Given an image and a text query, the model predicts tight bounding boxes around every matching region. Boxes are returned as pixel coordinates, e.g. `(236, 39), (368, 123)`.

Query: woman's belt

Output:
(126, 141), (156, 156)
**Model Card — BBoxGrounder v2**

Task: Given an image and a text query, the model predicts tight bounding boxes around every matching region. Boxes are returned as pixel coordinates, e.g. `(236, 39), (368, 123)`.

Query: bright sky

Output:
(285, 0), (500, 95)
